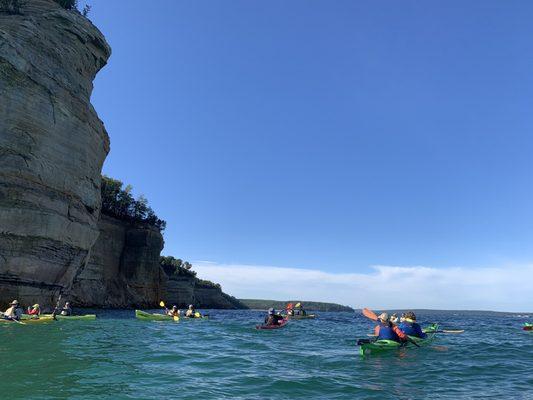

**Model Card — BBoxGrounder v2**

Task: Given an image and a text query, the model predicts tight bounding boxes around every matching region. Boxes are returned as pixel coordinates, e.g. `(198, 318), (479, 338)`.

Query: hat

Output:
(188, 305), (193, 309)
(268, 308), (275, 315)
(378, 312), (389, 322)
(32, 304), (40, 308)
(10, 300), (19, 305)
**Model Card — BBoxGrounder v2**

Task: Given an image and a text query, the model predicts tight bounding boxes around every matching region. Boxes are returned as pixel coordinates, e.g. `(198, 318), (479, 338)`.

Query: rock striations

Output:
(0, 0), (241, 309)
(0, 0), (111, 306)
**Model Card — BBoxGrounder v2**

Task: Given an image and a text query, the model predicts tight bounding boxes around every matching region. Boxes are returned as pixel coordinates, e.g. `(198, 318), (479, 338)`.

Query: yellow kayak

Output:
(1, 315), (54, 324)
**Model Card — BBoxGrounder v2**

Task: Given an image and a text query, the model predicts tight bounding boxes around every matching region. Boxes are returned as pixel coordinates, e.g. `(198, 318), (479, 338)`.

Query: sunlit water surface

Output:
(1, 310), (532, 399)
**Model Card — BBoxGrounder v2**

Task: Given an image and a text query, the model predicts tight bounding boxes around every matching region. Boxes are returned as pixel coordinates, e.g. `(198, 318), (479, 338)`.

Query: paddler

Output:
(2, 300), (23, 321)
(60, 302), (72, 316)
(27, 304), (41, 316)
(166, 305), (180, 317)
(374, 312), (407, 342)
(286, 303), (294, 316)
(185, 304), (196, 318)
(398, 311), (427, 338)
(264, 308), (284, 326)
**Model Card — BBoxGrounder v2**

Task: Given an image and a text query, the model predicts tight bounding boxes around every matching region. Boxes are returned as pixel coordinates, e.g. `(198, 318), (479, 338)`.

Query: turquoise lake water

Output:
(1, 310), (532, 399)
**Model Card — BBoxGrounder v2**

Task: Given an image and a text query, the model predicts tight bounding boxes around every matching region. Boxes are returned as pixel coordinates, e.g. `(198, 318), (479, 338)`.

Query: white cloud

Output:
(194, 262), (533, 312)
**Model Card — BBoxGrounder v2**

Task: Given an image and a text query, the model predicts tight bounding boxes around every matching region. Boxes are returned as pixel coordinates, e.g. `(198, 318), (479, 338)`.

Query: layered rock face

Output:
(72, 215), (245, 309)
(70, 215), (164, 308)
(0, 0), (111, 306)
(164, 277), (246, 309)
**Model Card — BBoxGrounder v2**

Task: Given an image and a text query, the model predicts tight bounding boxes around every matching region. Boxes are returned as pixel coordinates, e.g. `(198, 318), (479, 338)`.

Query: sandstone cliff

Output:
(0, 0), (110, 306)
(71, 214), (245, 309)
(0, 1), (243, 310)
(70, 215), (165, 308)
(164, 275), (245, 309)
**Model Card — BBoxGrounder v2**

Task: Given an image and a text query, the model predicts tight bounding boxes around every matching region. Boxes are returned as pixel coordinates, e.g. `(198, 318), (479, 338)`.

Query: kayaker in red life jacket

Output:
(264, 308), (284, 326)
(27, 304), (41, 316)
(374, 312), (407, 342)
(398, 311), (427, 339)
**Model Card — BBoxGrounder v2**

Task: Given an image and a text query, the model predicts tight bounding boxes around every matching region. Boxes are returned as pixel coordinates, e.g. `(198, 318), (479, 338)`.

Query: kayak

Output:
(523, 323), (532, 331)
(358, 324), (438, 356)
(256, 319), (288, 330)
(1, 315), (54, 324)
(22, 314), (96, 321)
(287, 314), (316, 320)
(181, 314), (208, 320)
(135, 310), (179, 322)
(423, 323), (439, 333)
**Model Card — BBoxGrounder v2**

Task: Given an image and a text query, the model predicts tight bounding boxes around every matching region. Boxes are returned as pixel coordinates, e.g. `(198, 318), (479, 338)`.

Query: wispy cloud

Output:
(194, 262), (533, 312)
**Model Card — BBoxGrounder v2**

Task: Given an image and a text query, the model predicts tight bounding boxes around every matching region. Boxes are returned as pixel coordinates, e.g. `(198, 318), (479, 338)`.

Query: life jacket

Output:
(376, 322), (401, 341)
(27, 308), (40, 315)
(398, 321), (426, 338)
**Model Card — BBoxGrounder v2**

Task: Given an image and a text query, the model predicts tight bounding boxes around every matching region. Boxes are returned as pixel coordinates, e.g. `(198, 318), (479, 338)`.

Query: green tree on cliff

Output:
(101, 176), (166, 231)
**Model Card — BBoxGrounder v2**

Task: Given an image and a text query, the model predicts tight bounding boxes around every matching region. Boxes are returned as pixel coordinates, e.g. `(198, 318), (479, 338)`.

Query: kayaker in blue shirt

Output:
(374, 312), (407, 342)
(398, 311), (427, 338)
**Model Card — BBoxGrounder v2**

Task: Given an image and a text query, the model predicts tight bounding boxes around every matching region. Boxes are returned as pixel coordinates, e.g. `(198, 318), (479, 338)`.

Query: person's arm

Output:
(392, 325), (407, 341)
(415, 324), (427, 338)
(374, 325), (380, 336)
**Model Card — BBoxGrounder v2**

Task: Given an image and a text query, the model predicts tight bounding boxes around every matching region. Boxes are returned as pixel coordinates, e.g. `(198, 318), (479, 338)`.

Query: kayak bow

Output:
(256, 319), (288, 330)
(135, 309), (179, 322)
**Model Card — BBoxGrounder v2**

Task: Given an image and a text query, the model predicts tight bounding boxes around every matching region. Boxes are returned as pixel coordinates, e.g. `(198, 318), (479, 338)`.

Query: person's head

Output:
(400, 313), (406, 322)
(390, 313), (398, 323)
(10, 300), (19, 307)
(405, 311), (416, 322)
(65, 302), (70, 307)
(32, 304), (40, 309)
(172, 305), (177, 310)
(268, 308), (275, 315)
(188, 305), (193, 309)
(378, 312), (389, 323)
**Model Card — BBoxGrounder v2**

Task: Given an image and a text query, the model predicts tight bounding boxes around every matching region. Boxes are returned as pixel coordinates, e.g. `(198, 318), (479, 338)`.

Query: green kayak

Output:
(135, 310), (178, 321)
(523, 323), (532, 331)
(358, 324), (438, 356)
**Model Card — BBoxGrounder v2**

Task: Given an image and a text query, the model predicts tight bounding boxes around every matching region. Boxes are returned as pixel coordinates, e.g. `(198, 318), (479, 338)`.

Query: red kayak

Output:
(256, 319), (288, 330)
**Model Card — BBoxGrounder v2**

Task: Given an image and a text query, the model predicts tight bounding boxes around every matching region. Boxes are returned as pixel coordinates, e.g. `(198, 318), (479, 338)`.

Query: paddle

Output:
(362, 308), (420, 348)
(0, 311), (26, 325)
(160, 300), (176, 318)
(51, 294), (62, 321)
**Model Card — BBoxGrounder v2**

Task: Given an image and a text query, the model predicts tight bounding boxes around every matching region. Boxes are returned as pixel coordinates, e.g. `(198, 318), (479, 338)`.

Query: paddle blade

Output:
(159, 301), (165, 308)
(286, 303), (293, 310)
(173, 316), (179, 322)
(441, 330), (465, 334)
(195, 312), (201, 318)
(362, 308), (378, 321)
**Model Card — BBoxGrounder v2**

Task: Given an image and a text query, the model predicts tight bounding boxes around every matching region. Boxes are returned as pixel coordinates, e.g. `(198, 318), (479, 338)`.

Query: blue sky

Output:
(84, 1), (532, 309)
